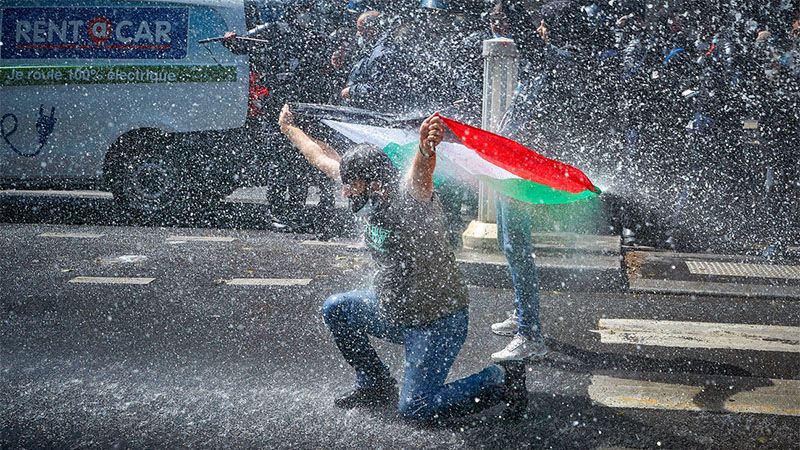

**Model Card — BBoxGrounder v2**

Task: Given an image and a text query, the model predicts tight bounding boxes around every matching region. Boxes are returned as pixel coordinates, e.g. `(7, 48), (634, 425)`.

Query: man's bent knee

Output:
(321, 293), (350, 326)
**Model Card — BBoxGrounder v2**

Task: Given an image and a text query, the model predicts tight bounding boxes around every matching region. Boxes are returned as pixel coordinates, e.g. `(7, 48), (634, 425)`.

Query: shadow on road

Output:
(544, 340), (753, 378)
(407, 390), (703, 449)
(537, 340), (782, 418)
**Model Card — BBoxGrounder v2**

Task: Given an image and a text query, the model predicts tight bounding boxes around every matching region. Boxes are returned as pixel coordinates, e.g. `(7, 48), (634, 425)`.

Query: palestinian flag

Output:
(322, 115), (600, 205)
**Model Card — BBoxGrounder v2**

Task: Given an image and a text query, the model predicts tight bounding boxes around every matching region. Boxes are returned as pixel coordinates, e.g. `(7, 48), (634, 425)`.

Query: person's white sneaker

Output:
(491, 311), (519, 336)
(491, 334), (548, 362)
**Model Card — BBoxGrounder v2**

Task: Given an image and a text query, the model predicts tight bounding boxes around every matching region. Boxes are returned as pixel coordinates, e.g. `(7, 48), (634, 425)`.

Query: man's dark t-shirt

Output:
(366, 189), (469, 327)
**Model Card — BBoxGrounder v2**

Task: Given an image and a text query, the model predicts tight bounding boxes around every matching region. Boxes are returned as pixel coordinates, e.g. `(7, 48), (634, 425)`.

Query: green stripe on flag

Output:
(485, 177), (597, 205)
(382, 142), (446, 188)
(1, 65), (237, 86)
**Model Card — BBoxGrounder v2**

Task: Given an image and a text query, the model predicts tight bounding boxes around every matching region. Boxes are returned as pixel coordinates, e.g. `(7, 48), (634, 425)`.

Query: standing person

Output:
(648, 6), (702, 249)
(666, 5), (737, 251)
(222, 1), (335, 230)
(401, 0), (488, 249)
(612, 0), (649, 246)
(277, 104), (529, 422)
(750, 7), (800, 259)
(488, 0), (590, 362)
(340, 10), (412, 113)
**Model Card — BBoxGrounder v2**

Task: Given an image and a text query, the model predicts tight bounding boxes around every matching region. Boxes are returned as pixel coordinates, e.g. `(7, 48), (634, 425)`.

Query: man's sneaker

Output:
(498, 360), (528, 420)
(491, 311), (519, 336)
(491, 334), (548, 362)
(334, 381), (397, 409)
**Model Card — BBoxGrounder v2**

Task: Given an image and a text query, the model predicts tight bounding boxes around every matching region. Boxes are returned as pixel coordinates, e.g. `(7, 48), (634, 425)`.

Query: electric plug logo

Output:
(1, 104), (57, 157)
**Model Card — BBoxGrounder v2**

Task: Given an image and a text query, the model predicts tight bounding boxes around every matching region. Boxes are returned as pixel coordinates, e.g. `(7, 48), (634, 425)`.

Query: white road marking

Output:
(686, 261), (800, 280)
(592, 319), (800, 353)
(301, 240), (362, 249)
(166, 236), (237, 243)
(589, 375), (800, 417)
(224, 278), (312, 286)
(69, 276), (155, 285)
(1, 190), (113, 200)
(98, 255), (148, 265)
(39, 232), (105, 239)
(301, 240), (350, 247)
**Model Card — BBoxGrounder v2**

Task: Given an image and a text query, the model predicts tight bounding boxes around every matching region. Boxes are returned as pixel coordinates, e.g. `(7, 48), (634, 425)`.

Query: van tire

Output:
(105, 131), (189, 221)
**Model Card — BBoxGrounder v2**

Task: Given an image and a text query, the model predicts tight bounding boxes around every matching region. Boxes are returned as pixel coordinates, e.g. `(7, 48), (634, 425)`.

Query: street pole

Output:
(479, 38), (519, 222)
(462, 37), (519, 250)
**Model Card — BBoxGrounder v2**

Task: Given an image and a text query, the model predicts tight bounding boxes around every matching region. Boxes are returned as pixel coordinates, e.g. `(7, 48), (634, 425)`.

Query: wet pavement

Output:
(1, 205), (799, 448)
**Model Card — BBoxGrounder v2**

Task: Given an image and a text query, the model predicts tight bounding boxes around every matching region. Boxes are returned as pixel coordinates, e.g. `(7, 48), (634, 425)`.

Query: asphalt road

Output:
(1, 193), (799, 449)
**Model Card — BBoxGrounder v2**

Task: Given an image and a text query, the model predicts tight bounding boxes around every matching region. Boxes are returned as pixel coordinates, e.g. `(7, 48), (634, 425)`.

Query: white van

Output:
(0, 0), (268, 216)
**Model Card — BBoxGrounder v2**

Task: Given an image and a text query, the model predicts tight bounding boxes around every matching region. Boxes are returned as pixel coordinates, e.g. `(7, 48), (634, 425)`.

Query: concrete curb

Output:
(626, 250), (800, 300)
(629, 278), (800, 300)
(462, 221), (621, 256)
(457, 250), (624, 292)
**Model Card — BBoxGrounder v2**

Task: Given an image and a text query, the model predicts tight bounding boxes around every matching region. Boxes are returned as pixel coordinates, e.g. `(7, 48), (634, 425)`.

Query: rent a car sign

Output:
(1, 7), (188, 59)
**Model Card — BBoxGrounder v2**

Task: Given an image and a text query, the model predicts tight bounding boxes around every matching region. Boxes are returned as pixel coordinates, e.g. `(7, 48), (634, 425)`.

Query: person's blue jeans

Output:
(495, 195), (542, 340)
(321, 290), (506, 421)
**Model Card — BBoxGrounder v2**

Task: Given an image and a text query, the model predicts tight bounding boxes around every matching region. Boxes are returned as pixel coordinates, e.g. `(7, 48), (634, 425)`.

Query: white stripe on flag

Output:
(322, 119), (413, 149)
(321, 120), (520, 181)
(592, 319), (800, 353)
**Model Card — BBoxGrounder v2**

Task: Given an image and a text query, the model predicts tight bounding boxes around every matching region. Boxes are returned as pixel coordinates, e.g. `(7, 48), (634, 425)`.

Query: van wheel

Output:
(106, 133), (188, 221)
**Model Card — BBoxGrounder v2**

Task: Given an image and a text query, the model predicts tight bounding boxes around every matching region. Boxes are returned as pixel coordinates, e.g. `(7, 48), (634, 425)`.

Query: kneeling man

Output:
(278, 105), (528, 421)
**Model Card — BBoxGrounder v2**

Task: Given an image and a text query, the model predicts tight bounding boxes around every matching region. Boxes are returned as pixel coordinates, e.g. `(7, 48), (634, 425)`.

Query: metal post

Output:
(478, 38), (519, 223)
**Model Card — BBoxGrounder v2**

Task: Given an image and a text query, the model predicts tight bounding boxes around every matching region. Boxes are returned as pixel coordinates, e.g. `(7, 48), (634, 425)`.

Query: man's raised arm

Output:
(278, 104), (342, 182)
(406, 114), (444, 202)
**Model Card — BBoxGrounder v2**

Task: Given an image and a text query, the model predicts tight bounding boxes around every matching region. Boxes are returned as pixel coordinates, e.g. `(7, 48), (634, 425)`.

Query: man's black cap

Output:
(340, 144), (399, 185)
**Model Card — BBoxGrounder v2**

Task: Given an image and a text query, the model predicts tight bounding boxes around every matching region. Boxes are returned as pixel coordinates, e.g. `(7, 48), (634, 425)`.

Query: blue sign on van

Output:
(1, 7), (189, 59)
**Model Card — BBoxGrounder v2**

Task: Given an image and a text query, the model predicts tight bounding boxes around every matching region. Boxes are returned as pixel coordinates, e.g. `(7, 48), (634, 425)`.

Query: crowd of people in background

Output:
(228, 0), (800, 256)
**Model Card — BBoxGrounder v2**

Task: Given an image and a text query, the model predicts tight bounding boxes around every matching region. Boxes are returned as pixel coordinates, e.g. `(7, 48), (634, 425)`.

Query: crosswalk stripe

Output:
(224, 278), (312, 286)
(588, 375), (800, 417)
(69, 276), (155, 285)
(166, 236), (237, 243)
(39, 232), (105, 239)
(686, 261), (800, 280)
(593, 319), (800, 353)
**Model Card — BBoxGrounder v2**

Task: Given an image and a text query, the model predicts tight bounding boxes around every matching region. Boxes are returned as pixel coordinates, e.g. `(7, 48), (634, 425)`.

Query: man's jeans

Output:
(322, 290), (505, 421)
(495, 195), (543, 339)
